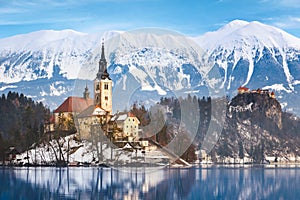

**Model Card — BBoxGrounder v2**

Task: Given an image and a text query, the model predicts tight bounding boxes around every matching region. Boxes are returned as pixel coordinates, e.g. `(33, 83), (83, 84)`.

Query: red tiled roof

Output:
(49, 115), (55, 123)
(128, 112), (136, 117)
(238, 86), (249, 91)
(54, 97), (94, 113)
(45, 115), (55, 123)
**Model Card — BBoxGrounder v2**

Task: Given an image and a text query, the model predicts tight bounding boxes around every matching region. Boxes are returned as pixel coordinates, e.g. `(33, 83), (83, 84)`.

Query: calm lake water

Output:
(1, 165), (300, 200)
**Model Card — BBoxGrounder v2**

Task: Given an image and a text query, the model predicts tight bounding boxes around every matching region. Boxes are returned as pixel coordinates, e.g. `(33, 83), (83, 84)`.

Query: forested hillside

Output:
(138, 92), (300, 163)
(0, 91), (49, 161)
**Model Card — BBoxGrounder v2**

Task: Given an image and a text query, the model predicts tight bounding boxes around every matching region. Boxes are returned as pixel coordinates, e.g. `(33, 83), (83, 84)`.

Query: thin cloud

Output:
(272, 16), (300, 29)
(0, 8), (27, 15)
(10, 0), (71, 7)
(290, 17), (300, 22)
(260, 0), (300, 8)
(279, 0), (300, 7)
(81, 20), (151, 35)
(12, 1), (38, 6)
(0, 7), (27, 14)
(262, 17), (275, 21)
(9, 0), (149, 8)
(0, 16), (91, 26)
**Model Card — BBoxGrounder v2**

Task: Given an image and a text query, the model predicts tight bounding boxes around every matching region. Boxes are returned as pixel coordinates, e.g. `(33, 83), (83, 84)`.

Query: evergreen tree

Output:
(238, 141), (245, 161)
(0, 91), (50, 158)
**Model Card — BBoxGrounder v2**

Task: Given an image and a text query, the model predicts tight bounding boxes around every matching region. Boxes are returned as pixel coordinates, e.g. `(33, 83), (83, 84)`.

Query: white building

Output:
(110, 112), (140, 142)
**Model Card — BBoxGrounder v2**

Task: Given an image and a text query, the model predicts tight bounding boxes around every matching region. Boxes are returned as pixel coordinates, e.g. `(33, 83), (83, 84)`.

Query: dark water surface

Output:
(0, 165), (300, 199)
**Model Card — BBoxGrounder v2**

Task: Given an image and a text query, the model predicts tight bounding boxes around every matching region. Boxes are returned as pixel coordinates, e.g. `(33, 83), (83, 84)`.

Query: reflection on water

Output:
(1, 166), (300, 199)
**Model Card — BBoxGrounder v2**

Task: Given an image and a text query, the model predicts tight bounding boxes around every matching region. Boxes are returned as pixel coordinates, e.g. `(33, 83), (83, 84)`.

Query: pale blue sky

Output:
(1, 0), (300, 38)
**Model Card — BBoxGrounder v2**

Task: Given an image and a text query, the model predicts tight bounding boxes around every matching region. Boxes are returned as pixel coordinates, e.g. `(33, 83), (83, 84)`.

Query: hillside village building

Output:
(238, 86), (276, 98)
(237, 86), (250, 94)
(110, 112), (140, 142)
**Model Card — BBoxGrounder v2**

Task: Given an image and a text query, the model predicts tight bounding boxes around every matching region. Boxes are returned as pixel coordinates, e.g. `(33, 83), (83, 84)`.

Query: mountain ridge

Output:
(0, 20), (300, 115)
(197, 19), (300, 50)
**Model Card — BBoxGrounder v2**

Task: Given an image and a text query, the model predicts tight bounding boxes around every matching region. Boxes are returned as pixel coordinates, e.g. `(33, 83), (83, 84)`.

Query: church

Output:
(54, 41), (146, 147)
(75, 41), (114, 140)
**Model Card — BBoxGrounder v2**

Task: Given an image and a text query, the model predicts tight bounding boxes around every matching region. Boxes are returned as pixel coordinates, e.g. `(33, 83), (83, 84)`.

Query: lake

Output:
(1, 165), (300, 199)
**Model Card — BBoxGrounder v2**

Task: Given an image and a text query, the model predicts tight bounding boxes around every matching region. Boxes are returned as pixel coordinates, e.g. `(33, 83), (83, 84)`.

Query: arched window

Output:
(104, 83), (109, 90)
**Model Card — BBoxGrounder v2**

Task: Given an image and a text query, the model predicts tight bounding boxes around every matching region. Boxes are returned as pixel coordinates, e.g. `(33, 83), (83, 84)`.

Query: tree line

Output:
(130, 93), (299, 164)
(130, 95), (215, 163)
(0, 91), (50, 163)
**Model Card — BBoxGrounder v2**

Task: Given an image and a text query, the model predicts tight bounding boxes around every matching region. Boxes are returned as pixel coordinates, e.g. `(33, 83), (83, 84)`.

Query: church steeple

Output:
(100, 40), (106, 62)
(96, 39), (110, 80)
(94, 40), (113, 114)
(83, 84), (90, 99)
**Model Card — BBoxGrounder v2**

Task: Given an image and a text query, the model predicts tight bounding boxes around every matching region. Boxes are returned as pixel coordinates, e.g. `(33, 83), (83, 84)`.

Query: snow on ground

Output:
(0, 85), (17, 91)
(14, 134), (169, 166)
(262, 84), (293, 93)
(14, 133), (299, 166)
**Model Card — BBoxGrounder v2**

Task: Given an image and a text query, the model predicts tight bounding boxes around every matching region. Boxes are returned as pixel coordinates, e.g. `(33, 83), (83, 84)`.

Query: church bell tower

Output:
(94, 40), (113, 115)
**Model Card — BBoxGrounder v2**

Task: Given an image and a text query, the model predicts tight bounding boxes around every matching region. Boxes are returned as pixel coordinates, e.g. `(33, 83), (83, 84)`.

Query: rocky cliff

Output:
(210, 92), (300, 163)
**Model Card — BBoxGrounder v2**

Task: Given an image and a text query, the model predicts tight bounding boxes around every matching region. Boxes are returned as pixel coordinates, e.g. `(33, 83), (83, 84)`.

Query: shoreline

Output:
(3, 162), (300, 169)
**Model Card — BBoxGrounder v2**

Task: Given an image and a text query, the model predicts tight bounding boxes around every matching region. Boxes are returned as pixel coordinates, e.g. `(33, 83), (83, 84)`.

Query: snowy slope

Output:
(107, 31), (205, 93)
(15, 134), (169, 167)
(0, 21), (300, 115)
(196, 20), (300, 88)
(195, 20), (300, 114)
(0, 30), (120, 83)
(198, 20), (300, 50)
(0, 29), (209, 111)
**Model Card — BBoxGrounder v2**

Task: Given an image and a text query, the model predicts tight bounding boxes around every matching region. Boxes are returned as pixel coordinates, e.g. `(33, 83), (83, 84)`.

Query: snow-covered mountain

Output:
(196, 20), (300, 114)
(0, 28), (209, 111)
(196, 20), (300, 88)
(0, 21), (300, 115)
